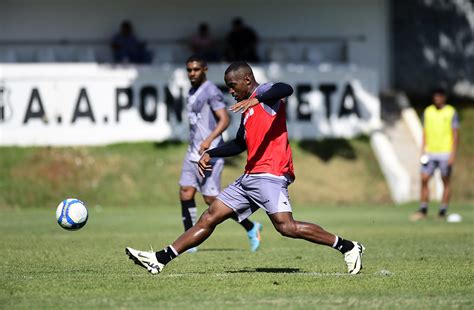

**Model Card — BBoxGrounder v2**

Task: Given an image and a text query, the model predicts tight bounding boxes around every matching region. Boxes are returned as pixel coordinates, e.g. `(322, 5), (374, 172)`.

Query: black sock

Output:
(238, 218), (254, 232)
(181, 199), (197, 231)
(333, 236), (355, 254)
(439, 203), (448, 216)
(155, 246), (178, 265)
(419, 202), (428, 214)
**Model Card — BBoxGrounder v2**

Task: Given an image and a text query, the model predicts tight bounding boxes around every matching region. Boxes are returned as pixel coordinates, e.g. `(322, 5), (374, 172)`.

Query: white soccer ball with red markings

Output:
(56, 198), (88, 230)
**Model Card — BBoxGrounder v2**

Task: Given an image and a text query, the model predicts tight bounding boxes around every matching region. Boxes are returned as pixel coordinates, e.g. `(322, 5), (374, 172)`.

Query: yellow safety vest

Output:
(424, 104), (456, 153)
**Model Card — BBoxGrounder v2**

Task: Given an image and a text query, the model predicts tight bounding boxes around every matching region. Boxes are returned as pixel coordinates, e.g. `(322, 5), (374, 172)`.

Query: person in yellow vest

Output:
(411, 88), (460, 221)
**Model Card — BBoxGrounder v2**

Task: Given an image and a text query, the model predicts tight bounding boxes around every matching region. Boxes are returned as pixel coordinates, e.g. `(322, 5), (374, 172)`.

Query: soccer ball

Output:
(447, 213), (462, 223)
(56, 198), (88, 230)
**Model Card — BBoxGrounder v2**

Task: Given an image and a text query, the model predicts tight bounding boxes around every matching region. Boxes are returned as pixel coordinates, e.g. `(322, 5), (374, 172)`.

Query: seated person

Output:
(190, 23), (220, 62)
(111, 20), (151, 64)
(225, 17), (259, 62)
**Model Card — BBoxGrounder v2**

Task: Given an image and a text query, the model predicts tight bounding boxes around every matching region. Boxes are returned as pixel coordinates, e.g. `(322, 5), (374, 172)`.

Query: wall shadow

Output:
(153, 140), (182, 149)
(393, 0), (474, 98)
(298, 138), (357, 162)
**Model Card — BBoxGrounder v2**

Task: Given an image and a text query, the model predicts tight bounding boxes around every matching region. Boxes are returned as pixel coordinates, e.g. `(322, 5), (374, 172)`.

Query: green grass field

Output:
(1, 106), (473, 309)
(1, 204), (473, 309)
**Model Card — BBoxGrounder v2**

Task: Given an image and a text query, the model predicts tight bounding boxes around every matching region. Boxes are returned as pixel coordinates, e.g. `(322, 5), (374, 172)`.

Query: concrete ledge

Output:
(370, 131), (411, 203)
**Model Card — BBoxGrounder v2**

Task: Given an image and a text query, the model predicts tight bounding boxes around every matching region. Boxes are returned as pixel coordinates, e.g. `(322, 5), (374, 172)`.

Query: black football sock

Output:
(333, 236), (355, 254)
(419, 202), (428, 214)
(181, 199), (197, 231)
(439, 203), (448, 216)
(239, 218), (255, 232)
(155, 245), (178, 265)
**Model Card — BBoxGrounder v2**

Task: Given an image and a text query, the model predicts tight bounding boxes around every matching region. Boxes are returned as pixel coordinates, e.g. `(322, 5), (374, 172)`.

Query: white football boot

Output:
(125, 247), (164, 275)
(343, 242), (365, 274)
(186, 247), (198, 253)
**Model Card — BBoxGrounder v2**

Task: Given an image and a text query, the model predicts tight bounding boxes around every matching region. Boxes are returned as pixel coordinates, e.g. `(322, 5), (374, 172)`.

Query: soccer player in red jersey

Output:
(126, 62), (365, 275)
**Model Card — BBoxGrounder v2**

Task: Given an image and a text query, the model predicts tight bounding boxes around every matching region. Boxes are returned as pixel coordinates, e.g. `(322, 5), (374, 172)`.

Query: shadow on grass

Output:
(226, 268), (301, 273)
(298, 138), (365, 162)
(153, 140), (182, 149)
(198, 248), (244, 252)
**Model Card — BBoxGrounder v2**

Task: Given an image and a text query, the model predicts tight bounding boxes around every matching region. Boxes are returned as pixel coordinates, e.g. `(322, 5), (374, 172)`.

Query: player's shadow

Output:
(226, 268), (301, 274)
(298, 138), (358, 162)
(198, 248), (243, 252)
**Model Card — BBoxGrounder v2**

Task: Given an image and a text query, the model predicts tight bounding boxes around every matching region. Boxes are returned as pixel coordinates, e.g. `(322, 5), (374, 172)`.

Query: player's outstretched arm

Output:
(230, 83), (294, 113)
(198, 122), (246, 176)
(206, 121), (246, 158)
(255, 82), (294, 103)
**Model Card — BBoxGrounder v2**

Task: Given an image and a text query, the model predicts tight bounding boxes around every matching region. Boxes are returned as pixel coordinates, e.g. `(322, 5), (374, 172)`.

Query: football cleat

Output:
(344, 242), (365, 274)
(186, 247), (198, 253)
(125, 247), (164, 275)
(247, 222), (263, 252)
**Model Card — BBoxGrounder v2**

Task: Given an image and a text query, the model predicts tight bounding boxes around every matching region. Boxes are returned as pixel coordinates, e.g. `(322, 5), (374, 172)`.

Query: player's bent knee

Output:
(275, 222), (297, 238)
(421, 175), (431, 184)
(196, 210), (218, 229)
(203, 195), (215, 206)
(180, 186), (195, 200)
(198, 200), (233, 228)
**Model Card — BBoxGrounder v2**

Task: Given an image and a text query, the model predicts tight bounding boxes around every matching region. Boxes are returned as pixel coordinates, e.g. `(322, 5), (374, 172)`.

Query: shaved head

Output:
(224, 62), (258, 101)
(225, 61), (254, 79)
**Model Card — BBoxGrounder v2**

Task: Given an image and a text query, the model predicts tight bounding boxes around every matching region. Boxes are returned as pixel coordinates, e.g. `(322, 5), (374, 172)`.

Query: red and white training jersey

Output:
(242, 83), (295, 180)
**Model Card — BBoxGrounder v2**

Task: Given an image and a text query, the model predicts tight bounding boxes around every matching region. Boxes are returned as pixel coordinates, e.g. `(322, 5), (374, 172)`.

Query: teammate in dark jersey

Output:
(126, 62), (365, 275)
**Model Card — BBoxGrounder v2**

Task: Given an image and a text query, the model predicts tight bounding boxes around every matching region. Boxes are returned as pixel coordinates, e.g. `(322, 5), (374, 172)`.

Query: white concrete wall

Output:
(0, 0), (390, 89)
(370, 131), (411, 203)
